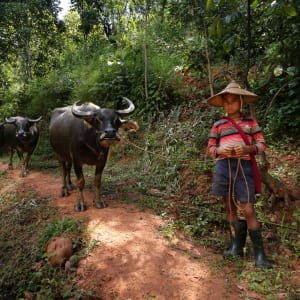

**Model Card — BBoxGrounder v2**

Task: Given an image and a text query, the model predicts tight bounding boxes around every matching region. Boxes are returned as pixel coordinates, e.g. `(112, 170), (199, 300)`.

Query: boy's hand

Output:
(217, 146), (236, 157)
(233, 144), (244, 157)
(217, 145), (253, 157)
(234, 145), (255, 157)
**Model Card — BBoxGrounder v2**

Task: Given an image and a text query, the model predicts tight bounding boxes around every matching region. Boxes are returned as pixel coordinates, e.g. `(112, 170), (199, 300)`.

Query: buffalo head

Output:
(2, 116), (42, 177)
(71, 97), (135, 148)
(5, 116), (42, 141)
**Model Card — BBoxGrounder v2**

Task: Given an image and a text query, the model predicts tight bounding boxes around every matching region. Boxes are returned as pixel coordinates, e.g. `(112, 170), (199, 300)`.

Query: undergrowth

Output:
(0, 173), (95, 299)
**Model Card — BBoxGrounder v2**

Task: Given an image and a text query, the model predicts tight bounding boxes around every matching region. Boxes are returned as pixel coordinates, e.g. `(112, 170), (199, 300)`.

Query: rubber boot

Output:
(224, 220), (247, 257)
(248, 228), (272, 268)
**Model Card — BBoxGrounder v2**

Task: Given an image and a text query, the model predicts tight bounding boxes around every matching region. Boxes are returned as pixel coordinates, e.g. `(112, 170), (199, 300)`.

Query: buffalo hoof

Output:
(67, 183), (76, 191)
(74, 203), (87, 212)
(61, 188), (70, 197)
(94, 201), (107, 209)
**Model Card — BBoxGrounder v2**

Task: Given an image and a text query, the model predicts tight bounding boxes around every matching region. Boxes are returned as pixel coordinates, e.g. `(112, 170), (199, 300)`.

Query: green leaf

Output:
(206, 0), (215, 11)
(223, 40), (232, 53)
(208, 23), (216, 37)
(274, 65), (283, 77)
(286, 66), (297, 76)
(216, 19), (222, 37)
(284, 5), (297, 17)
(252, 0), (259, 9)
(224, 15), (231, 24)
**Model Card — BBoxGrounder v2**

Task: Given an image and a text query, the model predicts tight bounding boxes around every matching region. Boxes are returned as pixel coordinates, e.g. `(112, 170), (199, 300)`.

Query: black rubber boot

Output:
(224, 220), (247, 257)
(248, 228), (272, 269)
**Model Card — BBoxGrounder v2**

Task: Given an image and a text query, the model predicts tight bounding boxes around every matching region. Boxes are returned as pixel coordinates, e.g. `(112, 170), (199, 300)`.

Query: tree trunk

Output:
(144, 0), (149, 100)
(245, 0), (256, 117)
(259, 152), (298, 207)
(160, 0), (167, 23)
(245, 0), (251, 87)
(204, 23), (214, 96)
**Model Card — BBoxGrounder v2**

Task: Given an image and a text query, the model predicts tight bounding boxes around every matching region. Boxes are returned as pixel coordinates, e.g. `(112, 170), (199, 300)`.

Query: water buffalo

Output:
(0, 116), (42, 177)
(49, 98), (135, 212)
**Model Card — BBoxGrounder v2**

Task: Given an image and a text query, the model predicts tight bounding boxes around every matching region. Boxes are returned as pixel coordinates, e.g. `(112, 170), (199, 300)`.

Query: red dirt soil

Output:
(0, 161), (271, 300)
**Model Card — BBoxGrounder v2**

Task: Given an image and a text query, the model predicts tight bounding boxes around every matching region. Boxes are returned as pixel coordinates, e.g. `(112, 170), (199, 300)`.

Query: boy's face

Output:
(222, 93), (241, 115)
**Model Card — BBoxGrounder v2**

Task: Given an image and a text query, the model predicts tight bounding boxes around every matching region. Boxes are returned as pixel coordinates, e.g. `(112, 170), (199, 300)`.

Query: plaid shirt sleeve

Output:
(207, 123), (219, 158)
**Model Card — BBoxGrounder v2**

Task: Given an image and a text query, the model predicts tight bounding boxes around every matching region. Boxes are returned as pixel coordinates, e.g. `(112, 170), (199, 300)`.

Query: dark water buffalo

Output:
(49, 98), (135, 212)
(0, 116), (42, 177)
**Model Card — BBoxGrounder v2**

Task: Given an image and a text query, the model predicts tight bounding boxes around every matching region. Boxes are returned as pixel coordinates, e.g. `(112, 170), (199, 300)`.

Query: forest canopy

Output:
(0, 0), (299, 140)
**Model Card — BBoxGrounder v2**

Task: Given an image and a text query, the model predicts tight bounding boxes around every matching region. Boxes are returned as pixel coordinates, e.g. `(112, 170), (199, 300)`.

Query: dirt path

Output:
(0, 162), (264, 300)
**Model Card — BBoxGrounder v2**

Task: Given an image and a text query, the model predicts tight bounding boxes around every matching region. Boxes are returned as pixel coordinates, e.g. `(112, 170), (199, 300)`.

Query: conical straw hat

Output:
(207, 80), (259, 107)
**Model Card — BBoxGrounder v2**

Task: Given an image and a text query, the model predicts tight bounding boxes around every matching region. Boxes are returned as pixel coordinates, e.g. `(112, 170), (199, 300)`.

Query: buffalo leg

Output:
(7, 147), (14, 170)
(15, 149), (25, 176)
(65, 161), (76, 191)
(60, 161), (70, 197)
(73, 163), (86, 212)
(94, 164), (107, 209)
(20, 152), (30, 177)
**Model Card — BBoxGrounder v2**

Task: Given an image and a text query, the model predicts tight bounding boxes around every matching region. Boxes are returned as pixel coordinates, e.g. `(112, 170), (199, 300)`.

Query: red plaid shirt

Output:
(207, 116), (266, 160)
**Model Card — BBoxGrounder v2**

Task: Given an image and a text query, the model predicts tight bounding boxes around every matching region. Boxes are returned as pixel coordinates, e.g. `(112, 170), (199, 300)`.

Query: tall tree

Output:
(0, 0), (62, 81)
(71, 0), (127, 40)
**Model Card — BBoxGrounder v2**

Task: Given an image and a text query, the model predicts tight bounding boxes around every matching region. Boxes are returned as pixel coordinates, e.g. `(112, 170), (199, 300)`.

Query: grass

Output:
(0, 170), (97, 299)
(239, 268), (296, 300)
(0, 192), (53, 299)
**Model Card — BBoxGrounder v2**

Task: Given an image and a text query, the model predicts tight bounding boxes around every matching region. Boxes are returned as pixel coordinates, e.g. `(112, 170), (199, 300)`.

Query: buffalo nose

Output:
(16, 131), (26, 137)
(104, 128), (116, 136)
(99, 128), (118, 140)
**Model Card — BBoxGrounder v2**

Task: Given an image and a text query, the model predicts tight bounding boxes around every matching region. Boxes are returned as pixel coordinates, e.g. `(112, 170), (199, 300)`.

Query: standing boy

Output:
(207, 80), (272, 268)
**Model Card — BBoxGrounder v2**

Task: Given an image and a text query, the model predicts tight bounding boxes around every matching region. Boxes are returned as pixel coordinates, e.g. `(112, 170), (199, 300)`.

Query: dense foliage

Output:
(0, 0), (299, 140)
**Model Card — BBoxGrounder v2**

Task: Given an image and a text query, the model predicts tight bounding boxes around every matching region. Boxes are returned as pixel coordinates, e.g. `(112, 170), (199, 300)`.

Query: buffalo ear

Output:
(82, 121), (92, 129)
(120, 120), (139, 132)
(29, 123), (37, 134)
(82, 118), (95, 128)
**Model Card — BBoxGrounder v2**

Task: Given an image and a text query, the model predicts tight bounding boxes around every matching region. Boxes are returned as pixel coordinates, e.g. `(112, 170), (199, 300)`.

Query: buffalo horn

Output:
(5, 117), (16, 124)
(116, 97), (135, 116)
(29, 116), (42, 123)
(72, 101), (95, 118)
